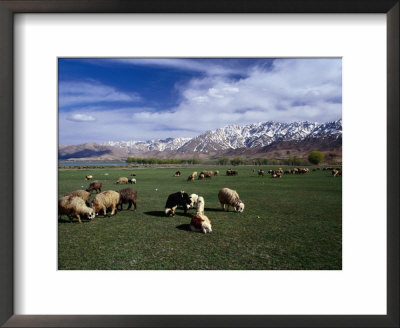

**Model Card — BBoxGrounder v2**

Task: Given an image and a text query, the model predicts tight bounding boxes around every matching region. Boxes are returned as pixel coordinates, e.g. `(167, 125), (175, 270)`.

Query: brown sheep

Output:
(258, 169), (265, 177)
(86, 181), (102, 193)
(187, 175), (194, 182)
(117, 188), (137, 211)
(190, 213), (212, 234)
(174, 171), (181, 177)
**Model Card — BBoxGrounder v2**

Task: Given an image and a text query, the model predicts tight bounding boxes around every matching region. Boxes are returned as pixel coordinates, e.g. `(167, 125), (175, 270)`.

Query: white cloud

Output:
(67, 113), (96, 122)
(60, 59), (342, 144)
(105, 58), (240, 76)
(59, 80), (141, 107)
(128, 59), (341, 134)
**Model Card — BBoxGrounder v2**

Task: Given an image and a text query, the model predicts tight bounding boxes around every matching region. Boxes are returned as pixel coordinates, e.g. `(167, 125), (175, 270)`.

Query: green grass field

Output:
(58, 166), (342, 270)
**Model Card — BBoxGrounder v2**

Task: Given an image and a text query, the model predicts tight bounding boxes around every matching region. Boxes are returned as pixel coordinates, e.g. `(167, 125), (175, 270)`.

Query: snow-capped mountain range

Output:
(102, 119), (342, 153)
(59, 119), (342, 160)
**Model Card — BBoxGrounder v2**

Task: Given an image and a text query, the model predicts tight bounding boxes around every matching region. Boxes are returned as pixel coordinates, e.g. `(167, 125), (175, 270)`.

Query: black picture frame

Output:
(0, 1), (398, 327)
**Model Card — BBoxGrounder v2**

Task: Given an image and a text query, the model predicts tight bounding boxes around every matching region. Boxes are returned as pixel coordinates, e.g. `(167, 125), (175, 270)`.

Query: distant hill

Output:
(59, 119), (342, 161)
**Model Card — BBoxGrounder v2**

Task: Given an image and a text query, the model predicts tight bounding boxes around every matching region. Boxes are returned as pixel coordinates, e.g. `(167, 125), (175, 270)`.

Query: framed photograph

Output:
(1, 1), (398, 327)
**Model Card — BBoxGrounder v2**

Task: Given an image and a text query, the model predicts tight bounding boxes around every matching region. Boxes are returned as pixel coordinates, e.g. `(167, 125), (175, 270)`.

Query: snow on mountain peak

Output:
(102, 119), (341, 154)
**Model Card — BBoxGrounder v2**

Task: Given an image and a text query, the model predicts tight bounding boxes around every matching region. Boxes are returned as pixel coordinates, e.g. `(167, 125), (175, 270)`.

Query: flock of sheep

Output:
(164, 187), (245, 234)
(59, 170), (245, 234)
(58, 176), (138, 224)
(59, 166), (339, 230)
(184, 170), (219, 181)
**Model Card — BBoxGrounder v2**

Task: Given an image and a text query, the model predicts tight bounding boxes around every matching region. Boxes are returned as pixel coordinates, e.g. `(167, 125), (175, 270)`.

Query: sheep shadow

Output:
(176, 224), (193, 232)
(58, 217), (72, 224)
(58, 217), (91, 224)
(204, 207), (224, 212)
(144, 211), (165, 217)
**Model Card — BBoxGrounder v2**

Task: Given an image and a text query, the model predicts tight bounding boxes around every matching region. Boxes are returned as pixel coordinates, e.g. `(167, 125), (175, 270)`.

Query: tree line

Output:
(126, 151), (325, 166)
(126, 157), (201, 165)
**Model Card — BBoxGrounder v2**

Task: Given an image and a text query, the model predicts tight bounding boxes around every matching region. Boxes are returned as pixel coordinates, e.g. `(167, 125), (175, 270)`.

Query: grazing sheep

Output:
(200, 170), (208, 175)
(187, 175), (194, 182)
(117, 188), (137, 211)
(258, 169), (265, 177)
(196, 196), (205, 215)
(164, 191), (192, 216)
(231, 170), (238, 176)
(86, 181), (102, 193)
(214, 170), (219, 176)
(92, 190), (120, 216)
(205, 172), (212, 179)
(128, 178), (137, 184)
(332, 169), (342, 177)
(226, 169), (232, 176)
(174, 171), (181, 177)
(295, 168), (308, 174)
(198, 173), (205, 180)
(190, 213), (212, 234)
(116, 177), (129, 184)
(58, 195), (95, 224)
(188, 194), (199, 209)
(85, 175), (93, 180)
(191, 171), (198, 178)
(64, 190), (91, 205)
(218, 188), (245, 212)
(271, 173), (282, 178)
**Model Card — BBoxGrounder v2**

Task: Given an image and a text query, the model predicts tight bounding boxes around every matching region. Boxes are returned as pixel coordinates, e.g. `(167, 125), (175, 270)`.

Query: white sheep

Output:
(85, 175), (93, 180)
(196, 196), (205, 215)
(129, 178), (137, 184)
(64, 190), (91, 204)
(58, 195), (95, 224)
(189, 194), (199, 209)
(218, 188), (245, 212)
(92, 190), (120, 216)
(190, 213), (212, 234)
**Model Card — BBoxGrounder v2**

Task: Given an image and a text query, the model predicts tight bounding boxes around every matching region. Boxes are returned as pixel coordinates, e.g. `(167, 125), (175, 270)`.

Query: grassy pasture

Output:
(58, 166), (342, 270)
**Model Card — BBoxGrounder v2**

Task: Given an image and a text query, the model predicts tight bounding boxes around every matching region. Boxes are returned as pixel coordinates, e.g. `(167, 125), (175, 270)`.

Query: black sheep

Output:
(164, 191), (191, 216)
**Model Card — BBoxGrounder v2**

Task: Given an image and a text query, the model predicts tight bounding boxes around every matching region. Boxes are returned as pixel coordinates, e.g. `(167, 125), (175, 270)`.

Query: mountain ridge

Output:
(59, 119), (342, 161)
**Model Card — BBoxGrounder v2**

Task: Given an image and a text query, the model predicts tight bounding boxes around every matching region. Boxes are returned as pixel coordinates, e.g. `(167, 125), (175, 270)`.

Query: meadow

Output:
(58, 165), (342, 270)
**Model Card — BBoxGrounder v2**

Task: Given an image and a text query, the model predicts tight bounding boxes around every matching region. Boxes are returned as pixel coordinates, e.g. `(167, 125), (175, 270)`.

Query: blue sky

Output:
(58, 58), (342, 144)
